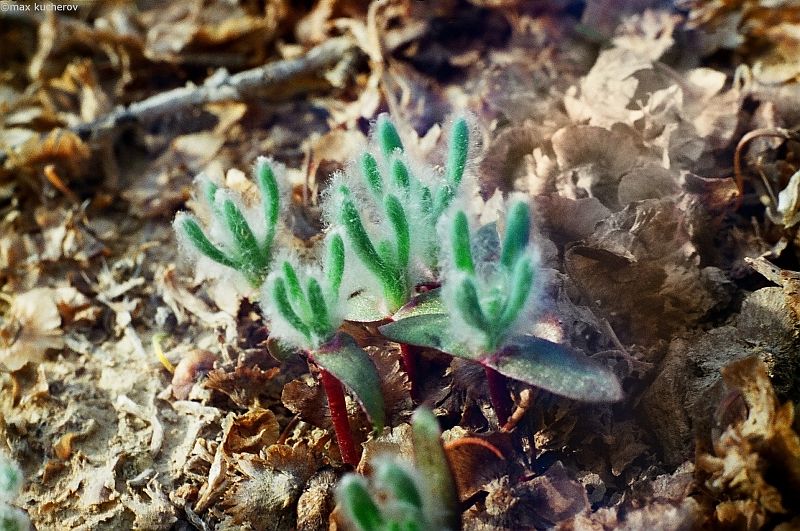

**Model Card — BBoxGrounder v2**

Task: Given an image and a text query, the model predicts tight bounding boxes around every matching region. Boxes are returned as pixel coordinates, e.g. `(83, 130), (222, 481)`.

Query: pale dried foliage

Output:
(697, 357), (800, 528)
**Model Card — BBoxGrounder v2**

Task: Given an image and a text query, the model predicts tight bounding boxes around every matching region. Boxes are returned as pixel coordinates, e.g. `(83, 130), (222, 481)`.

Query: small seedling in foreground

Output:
(0, 455), (29, 531)
(336, 408), (459, 531)
(174, 157), (281, 288)
(380, 200), (622, 426)
(262, 233), (386, 466)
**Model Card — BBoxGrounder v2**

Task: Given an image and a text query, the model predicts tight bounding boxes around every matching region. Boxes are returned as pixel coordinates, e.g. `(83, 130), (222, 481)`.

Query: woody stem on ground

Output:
(484, 365), (512, 427)
(319, 368), (360, 466)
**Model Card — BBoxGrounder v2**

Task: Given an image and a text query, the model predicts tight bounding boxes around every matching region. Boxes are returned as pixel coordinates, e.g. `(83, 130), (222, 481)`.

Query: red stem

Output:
(484, 365), (512, 427)
(319, 369), (360, 466)
(399, 342), (420, 401)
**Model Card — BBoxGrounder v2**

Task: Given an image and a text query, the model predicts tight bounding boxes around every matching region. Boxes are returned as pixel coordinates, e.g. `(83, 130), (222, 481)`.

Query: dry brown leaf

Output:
(565, 198), (733, 344)
(296, 468), (338, 531)
(222, 407), (280, 454)
(0, 287), (65, 371)
(221, 444), (319, 530)
(697, 357), (800, 527)
(204, 365), (281, 409)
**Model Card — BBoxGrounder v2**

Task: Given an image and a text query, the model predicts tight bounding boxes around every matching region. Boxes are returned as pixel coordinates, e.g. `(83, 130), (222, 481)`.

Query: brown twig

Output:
(71, 37), (357, 142)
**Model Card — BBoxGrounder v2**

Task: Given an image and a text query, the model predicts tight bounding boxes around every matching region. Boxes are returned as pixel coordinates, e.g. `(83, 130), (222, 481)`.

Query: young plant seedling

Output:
(336, 408), (459, 531)
(262, 233), (386, 466)
(379, 200), (623, 426)
(329, 115), (472, 396)
(174, 157), (281, 288)
(0, 454), (28, 531)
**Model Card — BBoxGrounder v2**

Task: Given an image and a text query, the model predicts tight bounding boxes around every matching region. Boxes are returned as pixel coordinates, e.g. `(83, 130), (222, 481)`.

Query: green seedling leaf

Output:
(391, 289), (445, 320)
(315, 332), (386, 431)
(385, 194), (410, 269)
(271, 277), (311, 340)
(498, 256), (535, 329)
(341, 194), (386, 277)
(306, 277), (331, 338)
(203, 180), (219, 207)
(222, 198), (266, 274)
(392, 159), (411, 190)
(326, 233), (345, 295)
(486, 335), (623, 402)
(446, 118), (469, 185)
(378, 314), (474, 360)
(361, 152), (383, 198)
(255, 158), (280, 253)
(178, 216), (238, 269)
(500, 201), (531, 269)
(338, 475), (385, 531)
(452, 211), (474, 274)
(345, 291), (387, 322)
(454, 277), (490, 336)
(411, 408), (459, 531)
(432, 184), (455, 220)
(378, 115), (404, 156)
(375, 461), (423, 509)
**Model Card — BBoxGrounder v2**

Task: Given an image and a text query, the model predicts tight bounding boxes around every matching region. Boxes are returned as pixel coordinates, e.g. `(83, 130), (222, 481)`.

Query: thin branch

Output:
(72, 37), (357, 141)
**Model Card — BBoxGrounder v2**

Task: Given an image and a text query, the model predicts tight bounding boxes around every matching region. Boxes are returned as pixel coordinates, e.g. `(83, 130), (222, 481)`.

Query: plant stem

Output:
(399, 343), (420, 401)
(319, 368), (360, 466)
(484, 366), (512, 427)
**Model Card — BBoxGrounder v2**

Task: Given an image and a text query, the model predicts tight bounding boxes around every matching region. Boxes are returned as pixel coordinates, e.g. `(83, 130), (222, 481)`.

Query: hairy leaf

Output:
(178, 215), (237, 269)
(377, 115), (404, 156)
(447, 118), (469, 185)
(338, 475), (384, 531)
(345, 291), (387, 322)
(452, 212), (475, 274)
(272, 278), (311, 340)
(411, 408), (459, 531)
(392, 158), (411, 190)
(385, 194), (410, 269)
(255, 158), (280, 254)
(222, 197), (265, 274)
(361, 152), (383, 198)
(391, 289), (445, 320)
(487, 336), (623, 402)
(378, 314), (475, 360)
(314, 332), (386, 431)
(375, 461), (423, 509)
(326, 233), (345, 295)
(500, 201), (531, 269)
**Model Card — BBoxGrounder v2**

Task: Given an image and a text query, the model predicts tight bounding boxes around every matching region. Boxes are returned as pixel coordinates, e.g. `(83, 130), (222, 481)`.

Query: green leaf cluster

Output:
(174, 157), (280, 287)
(265, 234), (344, 349)
(337, 408), (458, 531)
(333, 115), (471, 316)
(379, 202), (623, 403)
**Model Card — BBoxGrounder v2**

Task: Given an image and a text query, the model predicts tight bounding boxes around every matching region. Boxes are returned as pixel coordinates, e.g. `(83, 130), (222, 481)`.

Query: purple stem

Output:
(319, 368), (360, 466)
(484, 365), (512, 427)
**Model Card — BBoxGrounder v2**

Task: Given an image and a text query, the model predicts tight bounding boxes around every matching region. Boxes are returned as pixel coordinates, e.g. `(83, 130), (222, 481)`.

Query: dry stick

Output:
(319, 368), (360, 467)
(71, 37), (357, 142)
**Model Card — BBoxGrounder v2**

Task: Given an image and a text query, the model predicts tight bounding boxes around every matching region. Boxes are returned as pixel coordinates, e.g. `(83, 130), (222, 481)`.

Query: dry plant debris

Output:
(1, 1), (800, 530)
